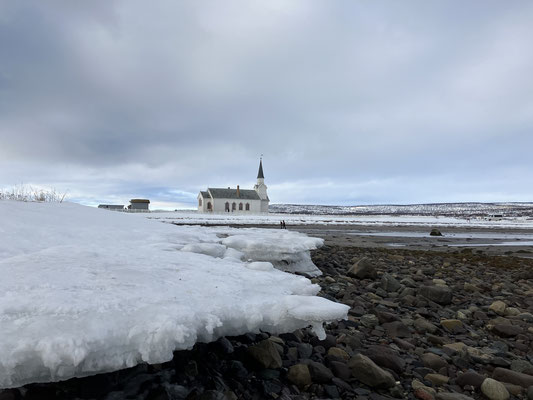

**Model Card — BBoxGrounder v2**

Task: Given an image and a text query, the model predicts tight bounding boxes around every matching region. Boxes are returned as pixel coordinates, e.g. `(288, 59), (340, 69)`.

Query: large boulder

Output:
(510, 360), (533, 375)
(382, 321), (412, 338)
(381, 273), (401, 292)
(491, 324), (523, 338)
(489, 301), (507, 316)
(412, 378), (436, 395)
(347, 257), (377, 279)
(414, 387), (435, 400)
(360, 314), (379, 328)
(414, 317), (438, 333)
(363, 345), (406, 374)
(348, 354), (396, 388)
(456, 371), (486, 388)
(425, 373), (449, 386)
(306, 361), (334, 383)
(329, 361), (351, 380)
(518, 312), (533, 323)
(247, 339), (282, 369)
(493, 368), (533, 388)
(419, 285), (452, 305)
(481, 378), (510, 400)
(287, 364), (312, 388)
(440, 319), (463, 332)
(376, 310), (401, 324)
(421, 353), (448, 371)
(412, 379), (437, 399)
(327, 347), (349, 361)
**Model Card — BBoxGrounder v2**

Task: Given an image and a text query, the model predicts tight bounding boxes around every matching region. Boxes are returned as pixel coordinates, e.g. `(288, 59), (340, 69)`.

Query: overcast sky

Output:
(1, 1), (532, 209)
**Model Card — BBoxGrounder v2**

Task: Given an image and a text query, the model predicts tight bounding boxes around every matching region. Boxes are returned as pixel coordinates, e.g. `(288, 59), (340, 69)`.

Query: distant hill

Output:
(269, 202), (533, 218)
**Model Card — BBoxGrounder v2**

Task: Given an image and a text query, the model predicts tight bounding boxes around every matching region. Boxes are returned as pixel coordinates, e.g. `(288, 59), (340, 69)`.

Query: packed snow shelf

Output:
(0, 201), (348, 388)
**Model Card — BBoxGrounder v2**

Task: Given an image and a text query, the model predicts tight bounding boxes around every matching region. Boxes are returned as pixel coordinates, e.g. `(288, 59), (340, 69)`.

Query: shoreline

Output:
(2, 225), (532, 400)
(217, 223), (533, 259)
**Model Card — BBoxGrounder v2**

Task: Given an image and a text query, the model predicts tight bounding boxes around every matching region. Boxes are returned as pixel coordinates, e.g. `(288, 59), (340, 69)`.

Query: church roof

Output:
(257, 159), (264, 179)
(200, 191), (210, 198)
(208, 188), (261, 200)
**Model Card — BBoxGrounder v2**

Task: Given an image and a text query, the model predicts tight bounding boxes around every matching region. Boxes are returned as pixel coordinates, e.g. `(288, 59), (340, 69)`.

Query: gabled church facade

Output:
(197, 160), (269, 213)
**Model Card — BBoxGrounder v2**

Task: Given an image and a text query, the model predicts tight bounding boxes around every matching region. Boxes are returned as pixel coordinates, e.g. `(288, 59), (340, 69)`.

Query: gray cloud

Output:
(1, 0), (532, 207)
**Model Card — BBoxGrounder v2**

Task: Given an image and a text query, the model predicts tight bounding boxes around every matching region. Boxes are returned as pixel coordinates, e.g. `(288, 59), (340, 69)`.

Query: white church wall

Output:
(212, 198), (226, 213)
(248, 200), (262, 213)
(210, 198), (262, 214)
(198, 195), (215, 213)
(197, 196), (203, 212)
(260, 200), (269, 213)
(197, 196), (206, 212)
(254, 179), (268, 201)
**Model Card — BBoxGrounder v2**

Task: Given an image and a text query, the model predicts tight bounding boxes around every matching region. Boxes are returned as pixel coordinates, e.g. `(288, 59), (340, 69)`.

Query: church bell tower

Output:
(254, 158), (269, 209)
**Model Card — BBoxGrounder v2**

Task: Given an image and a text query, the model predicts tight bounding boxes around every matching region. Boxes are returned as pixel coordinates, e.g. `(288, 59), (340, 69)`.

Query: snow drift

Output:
(0, 201), (347, 388)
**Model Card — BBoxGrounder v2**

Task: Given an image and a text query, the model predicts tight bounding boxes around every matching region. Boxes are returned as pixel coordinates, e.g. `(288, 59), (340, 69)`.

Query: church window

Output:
(207, 202), (212, 210)
(225, 202), (230, 212)
(239, 203), (243, 210)
(245, 203), (250, 211)
(198, 198), (202, 207)
(232, 202), (236, 211)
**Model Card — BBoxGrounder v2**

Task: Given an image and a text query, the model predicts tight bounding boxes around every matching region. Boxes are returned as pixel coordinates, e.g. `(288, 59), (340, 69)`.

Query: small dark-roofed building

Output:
(98, 204), (125, 211)
(129, 199), (150, 211)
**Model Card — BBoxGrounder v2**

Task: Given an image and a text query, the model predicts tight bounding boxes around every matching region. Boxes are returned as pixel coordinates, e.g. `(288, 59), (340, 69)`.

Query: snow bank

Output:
(178, 227), (324, 277)
(220, 231), (324, 277)
(0, 201), (347, 388)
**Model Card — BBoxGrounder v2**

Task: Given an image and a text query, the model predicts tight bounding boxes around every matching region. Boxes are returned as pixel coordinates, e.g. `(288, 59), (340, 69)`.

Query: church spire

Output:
(254, 157), (268, 204)
(257, 158), (264, 179)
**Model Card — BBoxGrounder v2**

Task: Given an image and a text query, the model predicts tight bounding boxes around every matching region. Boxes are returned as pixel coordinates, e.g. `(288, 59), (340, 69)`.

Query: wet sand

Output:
(295, 224), (533, 258)
(224, 223), (533, 259)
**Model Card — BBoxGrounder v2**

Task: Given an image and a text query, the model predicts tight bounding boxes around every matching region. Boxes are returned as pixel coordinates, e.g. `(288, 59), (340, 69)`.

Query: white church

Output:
(197, 159), (269, 213)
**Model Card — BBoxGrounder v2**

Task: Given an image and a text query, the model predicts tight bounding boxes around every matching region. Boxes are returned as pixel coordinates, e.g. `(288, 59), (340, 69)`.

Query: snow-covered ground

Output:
(0, 201), (348, 388)
(270, 202), (533, 217)
(144, 210), (533, 229)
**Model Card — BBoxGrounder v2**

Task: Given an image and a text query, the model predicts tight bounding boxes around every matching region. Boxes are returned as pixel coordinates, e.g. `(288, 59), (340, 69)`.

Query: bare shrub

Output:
(0, 185), (68, 202)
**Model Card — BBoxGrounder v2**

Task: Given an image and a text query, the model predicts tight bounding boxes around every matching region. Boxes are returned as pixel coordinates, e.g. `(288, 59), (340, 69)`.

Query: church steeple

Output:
(257, 158), (264, 179)
(254, 157), (268, 204)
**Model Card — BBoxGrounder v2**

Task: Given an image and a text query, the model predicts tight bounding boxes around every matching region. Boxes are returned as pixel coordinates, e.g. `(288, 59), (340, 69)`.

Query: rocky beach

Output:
(1, 225), (532, 400)
(3, 0), (533, 398)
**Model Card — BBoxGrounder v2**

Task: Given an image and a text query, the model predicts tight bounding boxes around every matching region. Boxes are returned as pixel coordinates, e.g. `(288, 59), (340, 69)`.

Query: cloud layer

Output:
(1, 1), (532, 207)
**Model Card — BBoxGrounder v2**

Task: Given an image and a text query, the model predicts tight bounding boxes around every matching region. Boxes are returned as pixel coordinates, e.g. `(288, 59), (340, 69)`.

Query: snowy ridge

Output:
(270, 202), (533, 217)
(0, 201), (347, 388)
